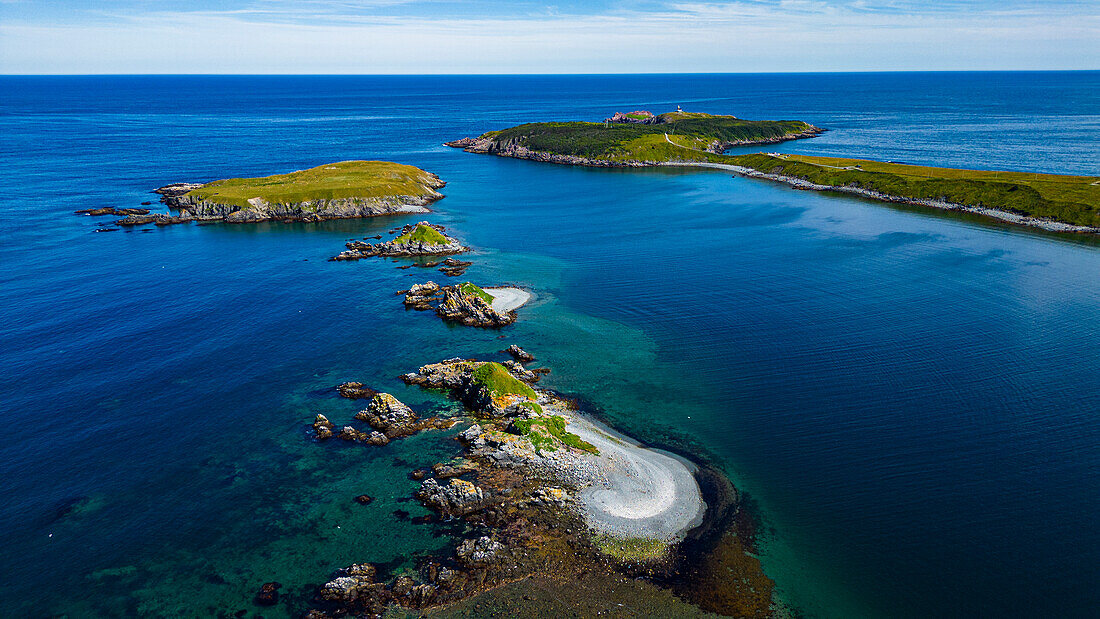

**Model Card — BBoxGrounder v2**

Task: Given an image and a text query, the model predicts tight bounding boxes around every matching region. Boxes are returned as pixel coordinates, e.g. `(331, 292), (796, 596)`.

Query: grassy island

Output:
(185, 160), (443, 208)
(462, 111), (818, 164)
(727, 154), (1100, 229)
(393, 223), (451, 245)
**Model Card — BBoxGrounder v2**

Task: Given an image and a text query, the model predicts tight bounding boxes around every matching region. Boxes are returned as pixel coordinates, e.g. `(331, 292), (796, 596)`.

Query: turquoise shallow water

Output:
(1, 73), (1099, 617)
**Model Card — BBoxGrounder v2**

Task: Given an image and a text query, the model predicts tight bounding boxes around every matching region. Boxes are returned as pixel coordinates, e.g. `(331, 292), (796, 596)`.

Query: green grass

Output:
(728, 153), (1100, 227)
(471, 362), (536, 400)
(624, 112), (652, 120)
(393, 223), (450, 245)
(478, 113), (815, 162)
(185, 160), (441, 208)
(459, 282), (495, 304)
(512, 415), (599, 455)
(517, 400), (544, 415)
(594, 535), (668, 562)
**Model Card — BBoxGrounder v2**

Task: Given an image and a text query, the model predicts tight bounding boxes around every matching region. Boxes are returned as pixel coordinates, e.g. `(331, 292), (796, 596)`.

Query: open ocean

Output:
(1, 72), (1099, 617)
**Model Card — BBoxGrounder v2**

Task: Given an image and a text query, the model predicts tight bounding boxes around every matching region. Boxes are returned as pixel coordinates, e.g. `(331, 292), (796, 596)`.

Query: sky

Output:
(0, 0), (1097, 74)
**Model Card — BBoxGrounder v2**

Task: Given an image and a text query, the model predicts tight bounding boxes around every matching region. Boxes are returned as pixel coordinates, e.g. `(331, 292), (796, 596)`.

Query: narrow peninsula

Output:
(139, 160), (445, 225)
(449, 110), (1100, 233)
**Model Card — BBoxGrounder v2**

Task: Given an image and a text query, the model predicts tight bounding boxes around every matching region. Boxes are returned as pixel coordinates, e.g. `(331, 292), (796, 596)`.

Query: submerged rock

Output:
(255, 581), (281, 606)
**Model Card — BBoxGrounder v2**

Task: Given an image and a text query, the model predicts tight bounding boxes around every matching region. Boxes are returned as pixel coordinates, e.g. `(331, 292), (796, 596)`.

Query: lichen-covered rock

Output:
(416, 478), (486, 517)
(455, 536), (505, 568)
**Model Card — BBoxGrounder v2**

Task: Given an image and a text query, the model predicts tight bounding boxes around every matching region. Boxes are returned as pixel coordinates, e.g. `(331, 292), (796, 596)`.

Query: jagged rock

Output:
(411, 469), (429, 480)
(435, 285), (515, 328)
(354, 393), (418, 437)
(354, 495), (373, 505)
(504, 345), (535, 362)
(313, 414), (335, 440)
(339, 426), (368, 442)
(416, 478), (486, 516)
(255, 581), (281, 606)
(336, 382), (378, 399)
(366, 431), (389, 446)
(403, 281), (441, 310)
(455, 536), (505, 568)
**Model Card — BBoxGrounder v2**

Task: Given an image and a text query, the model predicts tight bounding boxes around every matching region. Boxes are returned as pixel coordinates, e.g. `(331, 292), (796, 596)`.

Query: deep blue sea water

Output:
(1, 73), (1099, 617)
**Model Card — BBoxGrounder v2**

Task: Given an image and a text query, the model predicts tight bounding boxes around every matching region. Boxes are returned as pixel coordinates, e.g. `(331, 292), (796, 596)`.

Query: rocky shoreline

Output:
(304, 354), (775, 617)
(677, 162), (1100, 234)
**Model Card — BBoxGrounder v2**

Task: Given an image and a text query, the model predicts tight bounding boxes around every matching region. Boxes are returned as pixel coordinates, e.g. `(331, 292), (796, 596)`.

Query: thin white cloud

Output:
(0, 1), (1096, 73)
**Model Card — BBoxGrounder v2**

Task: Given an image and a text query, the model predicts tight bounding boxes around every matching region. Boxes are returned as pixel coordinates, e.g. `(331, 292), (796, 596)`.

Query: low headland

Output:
(305, 354), (771, 617)
(448, 110), (1100, 233)
(100, 161), (446, 226)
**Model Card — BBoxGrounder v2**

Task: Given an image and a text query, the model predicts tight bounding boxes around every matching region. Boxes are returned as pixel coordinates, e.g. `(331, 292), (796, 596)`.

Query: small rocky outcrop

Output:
(402, 282), (441, 310)
(435, 284), (515, 328)
(504, 345), (535, 363)
(313, 414), (335, 440)
(416, 478), (486, 517)
(331, 222), (466, 261)
(399, 282), (517, 328)
(401, 359), (540, 418)
(336, 382), (377, 400)
(439, 257), (472, 277)
(75, 207), (150, 217)
(116, 213), (194, 226)
(354, 393), (419, 438)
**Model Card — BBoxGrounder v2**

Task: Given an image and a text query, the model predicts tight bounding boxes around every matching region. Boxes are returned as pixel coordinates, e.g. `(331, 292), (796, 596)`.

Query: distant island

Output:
(445, 110), (823, 167)
(448, 110), (1100, 233)
(110, 161), (446, 226)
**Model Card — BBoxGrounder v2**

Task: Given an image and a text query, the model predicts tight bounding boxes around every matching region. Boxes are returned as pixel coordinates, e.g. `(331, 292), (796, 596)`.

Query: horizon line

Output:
(3, 69), (1099, 77)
